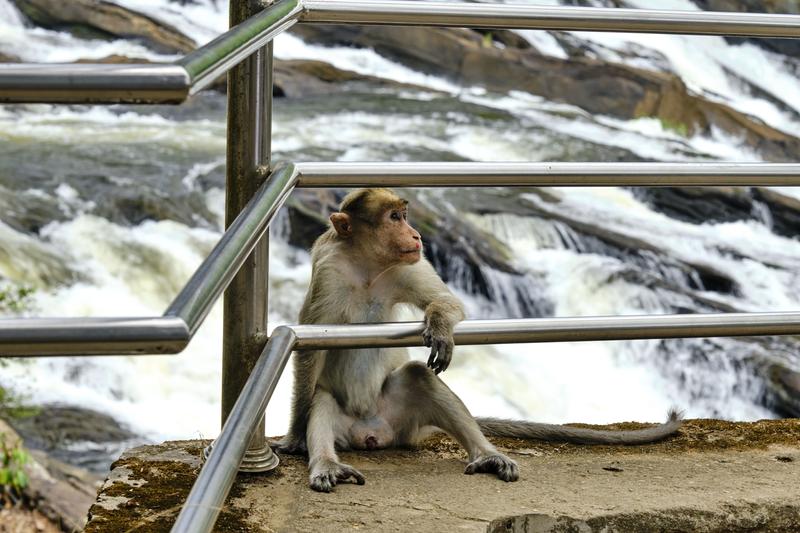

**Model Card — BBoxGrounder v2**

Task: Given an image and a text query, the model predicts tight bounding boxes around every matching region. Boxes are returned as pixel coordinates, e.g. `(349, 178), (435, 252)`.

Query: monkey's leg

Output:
(307, 389), (366, 492)
(383, 361), (519, 482)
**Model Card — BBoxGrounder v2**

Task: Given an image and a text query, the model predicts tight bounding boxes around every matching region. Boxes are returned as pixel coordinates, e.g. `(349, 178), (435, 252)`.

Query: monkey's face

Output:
(374, 206), (422, 266)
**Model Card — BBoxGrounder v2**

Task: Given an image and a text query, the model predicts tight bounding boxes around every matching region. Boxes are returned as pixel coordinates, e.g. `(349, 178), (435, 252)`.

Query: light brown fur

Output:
(273, 188), (682, 492)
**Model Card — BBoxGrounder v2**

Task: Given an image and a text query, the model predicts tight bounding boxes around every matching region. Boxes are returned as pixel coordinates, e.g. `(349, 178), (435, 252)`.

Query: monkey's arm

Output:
(397, 259), (466, 374)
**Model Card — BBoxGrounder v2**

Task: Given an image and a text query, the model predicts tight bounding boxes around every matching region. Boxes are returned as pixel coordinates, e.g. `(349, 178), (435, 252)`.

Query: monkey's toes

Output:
(310, 472), (336, 493)
(464, 454), (519, 482)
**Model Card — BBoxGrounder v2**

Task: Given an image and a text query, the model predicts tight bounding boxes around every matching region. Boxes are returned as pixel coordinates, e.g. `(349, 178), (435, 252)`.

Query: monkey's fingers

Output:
(337, 465), (366, 485)
(439, 340), (454, 373)
(427, 344), (439, 369)
(422, 329), (433, 348)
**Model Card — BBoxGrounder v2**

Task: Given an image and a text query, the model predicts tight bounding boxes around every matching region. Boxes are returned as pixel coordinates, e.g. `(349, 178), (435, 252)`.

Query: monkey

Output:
(272, 188), (682, 493)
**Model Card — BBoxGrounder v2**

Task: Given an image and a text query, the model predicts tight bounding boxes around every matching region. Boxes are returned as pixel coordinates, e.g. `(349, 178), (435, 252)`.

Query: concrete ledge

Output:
(84, 419), (800, 532)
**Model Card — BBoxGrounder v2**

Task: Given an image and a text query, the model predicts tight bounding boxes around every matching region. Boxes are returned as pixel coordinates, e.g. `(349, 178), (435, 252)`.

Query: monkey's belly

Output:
(347, 416), (394, 450)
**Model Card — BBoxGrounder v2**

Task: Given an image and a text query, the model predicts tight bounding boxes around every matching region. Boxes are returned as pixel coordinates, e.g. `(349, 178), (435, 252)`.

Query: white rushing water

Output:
(1, 0), (798, 447)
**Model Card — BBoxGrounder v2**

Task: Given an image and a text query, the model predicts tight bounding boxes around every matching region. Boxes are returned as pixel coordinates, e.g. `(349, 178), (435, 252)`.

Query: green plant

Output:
(0, 284), (35, 314)
(0, 388), (38, 420)
(0, 435), (29, 505)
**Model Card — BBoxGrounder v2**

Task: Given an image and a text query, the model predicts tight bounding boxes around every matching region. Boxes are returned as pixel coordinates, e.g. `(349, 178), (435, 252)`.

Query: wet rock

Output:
(632, 187), (756, 226)
(9, 405), (142, 474)
(0, 52), (20, 63)
(767, 363), (800, 417)
(1, 418), (102, 532)
(11, 0), (196, 54)
(273, 59), (438, 98)
(290, 24), (800, 162)
(752, 187), (800, 239)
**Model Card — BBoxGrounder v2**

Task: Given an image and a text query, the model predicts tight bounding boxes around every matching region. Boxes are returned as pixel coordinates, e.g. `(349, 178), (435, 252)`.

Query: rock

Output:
(85, 421), (800, 532)
(1, 417), (102, 532)
(273, 59), (439, 98)
(8, 405), (141, 474)
(752, 187), (800, 239)
(290, 24), (800, 162)
(632, 187), (756, 226)
(11, 0), (196, 54)
(767, 363), (800, 417)
(0, 52), (20, 63)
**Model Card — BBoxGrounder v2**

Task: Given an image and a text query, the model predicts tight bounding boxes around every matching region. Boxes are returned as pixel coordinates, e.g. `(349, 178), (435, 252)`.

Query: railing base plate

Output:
(203, 441), (280, 473)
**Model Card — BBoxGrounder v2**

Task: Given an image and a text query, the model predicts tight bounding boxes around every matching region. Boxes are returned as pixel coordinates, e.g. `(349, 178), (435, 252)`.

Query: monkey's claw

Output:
(309, 460), (366, 492)
(465, 453), (519, 482)
(425, 333), (454, 374)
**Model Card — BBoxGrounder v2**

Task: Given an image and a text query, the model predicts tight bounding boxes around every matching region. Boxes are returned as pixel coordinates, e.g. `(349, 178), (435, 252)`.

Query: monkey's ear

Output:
(330, 212), (352, 237)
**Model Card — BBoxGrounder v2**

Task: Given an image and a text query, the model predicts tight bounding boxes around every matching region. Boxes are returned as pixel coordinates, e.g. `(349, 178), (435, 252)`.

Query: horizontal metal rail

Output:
(295, 162), (800, 187)
(302, 0), (800, 37)
(3, 1), (800, 103)
(0, 317), (189, 356)
(171, 307), (800, 531)
(0, 163), (298, 356)
(166, 162), (299, 334)
(0, 0), (301, 104)
(6, 159), (800, 356)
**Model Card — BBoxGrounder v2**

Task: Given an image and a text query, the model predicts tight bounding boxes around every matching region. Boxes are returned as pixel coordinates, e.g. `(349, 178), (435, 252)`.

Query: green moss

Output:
(85, 443), (253, 533)
(658, 117), (689, 137)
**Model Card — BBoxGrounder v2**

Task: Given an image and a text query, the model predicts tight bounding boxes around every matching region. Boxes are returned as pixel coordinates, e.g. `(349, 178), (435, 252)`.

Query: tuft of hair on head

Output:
(339, 188), (409, 224)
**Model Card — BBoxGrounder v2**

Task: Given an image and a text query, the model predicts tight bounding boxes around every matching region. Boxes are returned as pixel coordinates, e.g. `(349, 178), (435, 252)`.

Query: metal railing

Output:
(2, 1), (800, 532)
(2, 0), (800, 104)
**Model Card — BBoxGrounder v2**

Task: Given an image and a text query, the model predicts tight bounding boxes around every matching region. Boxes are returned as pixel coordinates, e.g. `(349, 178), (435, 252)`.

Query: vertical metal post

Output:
(220, 0), (278, 472)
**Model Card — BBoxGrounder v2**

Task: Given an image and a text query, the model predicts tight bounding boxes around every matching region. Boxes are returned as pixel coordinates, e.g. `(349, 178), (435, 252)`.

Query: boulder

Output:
(11, 0), (196, 54)
(290, 24), (800, 162)
(1, 418), (102, 532)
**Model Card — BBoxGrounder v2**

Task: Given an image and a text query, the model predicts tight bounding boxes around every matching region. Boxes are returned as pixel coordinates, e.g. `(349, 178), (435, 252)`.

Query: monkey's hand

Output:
(422, 315), (455, 374)
(309, 458), (366, 493)
(270, 434), (308, 456)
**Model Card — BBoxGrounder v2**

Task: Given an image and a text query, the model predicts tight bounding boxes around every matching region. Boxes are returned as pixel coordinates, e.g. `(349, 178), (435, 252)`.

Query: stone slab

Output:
(84, 419), (800, 532)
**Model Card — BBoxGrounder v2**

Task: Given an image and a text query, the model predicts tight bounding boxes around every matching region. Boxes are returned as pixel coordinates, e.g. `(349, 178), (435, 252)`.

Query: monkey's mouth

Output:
(401, 249), (421, 255)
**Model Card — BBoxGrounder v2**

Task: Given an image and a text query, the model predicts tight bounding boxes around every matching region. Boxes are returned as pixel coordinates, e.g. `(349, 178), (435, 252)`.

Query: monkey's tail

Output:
(476, 408), (683, 445)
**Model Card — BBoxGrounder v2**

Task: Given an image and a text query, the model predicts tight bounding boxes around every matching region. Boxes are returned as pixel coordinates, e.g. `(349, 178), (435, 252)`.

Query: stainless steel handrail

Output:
(0, 163), (298, 356)
(166, 162), (299, 334)
(0, 0), (301, 104)
(295, 162), (800, 187)
(171, 307), (800, 531)
(6, 160), (800, 357)
(301, 0), (800, 37)
(3, 1), (800, 103)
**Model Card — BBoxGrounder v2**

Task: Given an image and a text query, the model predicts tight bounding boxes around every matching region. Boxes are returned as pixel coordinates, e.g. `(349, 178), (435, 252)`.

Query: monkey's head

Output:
(330, 188), (422, 267)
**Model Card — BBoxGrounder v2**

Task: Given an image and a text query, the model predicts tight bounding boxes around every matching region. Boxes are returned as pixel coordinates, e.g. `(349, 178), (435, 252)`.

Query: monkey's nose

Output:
(365, 436), (378, 450)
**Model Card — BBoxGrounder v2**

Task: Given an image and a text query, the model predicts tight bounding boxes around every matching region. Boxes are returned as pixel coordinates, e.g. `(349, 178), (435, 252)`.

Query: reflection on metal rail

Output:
(2, 0), (800, 103)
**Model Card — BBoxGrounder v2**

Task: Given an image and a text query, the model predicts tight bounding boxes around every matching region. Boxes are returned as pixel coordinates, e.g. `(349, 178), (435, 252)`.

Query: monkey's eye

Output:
(390, 211), (402, 221)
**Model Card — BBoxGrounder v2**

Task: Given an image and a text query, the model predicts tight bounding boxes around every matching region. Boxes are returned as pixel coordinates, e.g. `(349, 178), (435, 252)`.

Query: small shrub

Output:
(0, 435), (29, 505)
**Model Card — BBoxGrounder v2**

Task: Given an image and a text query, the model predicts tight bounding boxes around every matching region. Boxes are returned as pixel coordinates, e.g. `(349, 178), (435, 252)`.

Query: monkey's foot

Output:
(309, 460), (366, 493)
(464, 453), (519, 482)
(270, 436), (307, 456)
